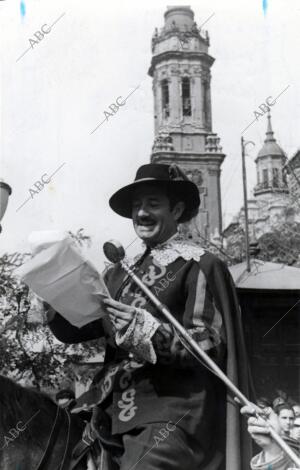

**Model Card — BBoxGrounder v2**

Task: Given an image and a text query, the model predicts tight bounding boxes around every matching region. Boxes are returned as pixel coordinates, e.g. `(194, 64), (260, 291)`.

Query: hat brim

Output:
(109, 178), (200, 219)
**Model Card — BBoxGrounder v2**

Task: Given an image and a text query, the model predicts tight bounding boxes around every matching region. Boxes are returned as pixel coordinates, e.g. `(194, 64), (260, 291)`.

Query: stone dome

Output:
(257, 113), (285, 159)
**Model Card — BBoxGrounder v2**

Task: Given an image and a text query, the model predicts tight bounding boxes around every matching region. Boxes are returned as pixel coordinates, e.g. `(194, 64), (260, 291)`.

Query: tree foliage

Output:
(222, 224), (246, 265)
(224, 218), (300, 267)
(257, 221), (300, 266)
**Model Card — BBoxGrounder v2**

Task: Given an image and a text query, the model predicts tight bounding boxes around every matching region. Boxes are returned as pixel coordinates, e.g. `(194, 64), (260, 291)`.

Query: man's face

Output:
(291, 417), (300, 441)
(132, 185), (183, 246)
(293, 405), (300, 417)
(278, 409), (294, 433)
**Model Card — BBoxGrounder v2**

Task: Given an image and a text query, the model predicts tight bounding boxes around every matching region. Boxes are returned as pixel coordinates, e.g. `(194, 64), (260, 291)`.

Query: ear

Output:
(171, 201), (185, 222)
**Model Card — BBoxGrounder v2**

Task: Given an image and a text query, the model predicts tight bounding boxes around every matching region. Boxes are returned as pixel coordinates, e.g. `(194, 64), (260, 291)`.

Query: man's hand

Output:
(241, 404), (281, 452)
(103, 298), (137, 331)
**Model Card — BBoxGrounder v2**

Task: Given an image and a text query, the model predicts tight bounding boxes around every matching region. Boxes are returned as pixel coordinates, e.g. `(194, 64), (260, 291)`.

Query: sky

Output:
(0, 0), (299, 269)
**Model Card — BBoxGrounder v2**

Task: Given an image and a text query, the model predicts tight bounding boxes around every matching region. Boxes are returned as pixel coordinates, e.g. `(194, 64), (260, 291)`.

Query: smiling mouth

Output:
(138, 224), (155, 229)
(137, 219), (156, 227)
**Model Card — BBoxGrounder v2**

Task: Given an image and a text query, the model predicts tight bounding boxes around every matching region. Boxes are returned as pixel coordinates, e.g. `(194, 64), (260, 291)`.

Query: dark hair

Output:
(256, 397), (272, 409)
(274, 403), (295, 416)
(166, 186), (199, 223)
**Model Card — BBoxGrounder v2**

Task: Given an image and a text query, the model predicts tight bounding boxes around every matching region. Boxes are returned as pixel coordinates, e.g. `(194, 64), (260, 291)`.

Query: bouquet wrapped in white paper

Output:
(16, 231), (110, 328)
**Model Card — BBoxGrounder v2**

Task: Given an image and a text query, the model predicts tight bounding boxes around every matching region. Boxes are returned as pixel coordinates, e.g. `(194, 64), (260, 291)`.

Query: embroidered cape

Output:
(48, 235), (251, 469)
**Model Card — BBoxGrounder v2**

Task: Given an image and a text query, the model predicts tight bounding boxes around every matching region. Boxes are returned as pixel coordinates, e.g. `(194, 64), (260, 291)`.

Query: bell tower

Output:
(254, 112), (289, 200)
(148, 6), (226, 240)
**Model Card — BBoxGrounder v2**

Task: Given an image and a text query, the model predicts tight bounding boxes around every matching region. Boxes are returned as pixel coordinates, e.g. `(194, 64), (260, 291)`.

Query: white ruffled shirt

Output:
(115, 233), (205, 364)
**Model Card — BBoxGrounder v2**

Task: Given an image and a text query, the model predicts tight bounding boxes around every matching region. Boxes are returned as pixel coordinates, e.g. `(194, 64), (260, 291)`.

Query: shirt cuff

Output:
(115, 308), (160, 364)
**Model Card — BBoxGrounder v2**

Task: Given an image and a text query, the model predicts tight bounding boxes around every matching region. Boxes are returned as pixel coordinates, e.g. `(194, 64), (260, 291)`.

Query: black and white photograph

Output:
(0, 0), (299, 468)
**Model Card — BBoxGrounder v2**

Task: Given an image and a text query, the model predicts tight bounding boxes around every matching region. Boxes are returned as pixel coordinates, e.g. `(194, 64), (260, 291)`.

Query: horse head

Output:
(0, 375), (86, 469)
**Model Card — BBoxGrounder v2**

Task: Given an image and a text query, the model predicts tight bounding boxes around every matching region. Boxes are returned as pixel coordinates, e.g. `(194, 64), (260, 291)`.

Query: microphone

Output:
(103, 240), (125, 263)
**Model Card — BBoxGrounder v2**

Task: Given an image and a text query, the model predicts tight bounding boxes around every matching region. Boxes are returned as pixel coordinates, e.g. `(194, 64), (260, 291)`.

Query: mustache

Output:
(135, 217), (156, 224)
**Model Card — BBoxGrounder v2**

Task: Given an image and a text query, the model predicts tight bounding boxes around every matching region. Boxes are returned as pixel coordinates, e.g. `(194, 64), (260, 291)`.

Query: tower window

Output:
(262, 169), (269, 187)
(203, 81), (208, 125)
(181, 77), (191, 116)
(161, 79), (169, 118)
(272, 168), (279, 187)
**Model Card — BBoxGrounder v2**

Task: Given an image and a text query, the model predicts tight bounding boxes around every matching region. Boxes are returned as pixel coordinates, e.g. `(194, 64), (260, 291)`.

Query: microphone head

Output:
(103, 240), (125, 263)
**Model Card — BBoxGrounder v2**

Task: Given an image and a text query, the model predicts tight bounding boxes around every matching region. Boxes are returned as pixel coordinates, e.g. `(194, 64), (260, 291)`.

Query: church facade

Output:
(225, 113), (300, 240)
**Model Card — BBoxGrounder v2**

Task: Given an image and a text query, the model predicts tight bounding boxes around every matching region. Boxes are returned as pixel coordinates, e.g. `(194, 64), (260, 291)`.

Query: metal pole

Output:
(121, 260), (252, 405)
(120, 259), (300, 468)
(241, 137), (251, 272)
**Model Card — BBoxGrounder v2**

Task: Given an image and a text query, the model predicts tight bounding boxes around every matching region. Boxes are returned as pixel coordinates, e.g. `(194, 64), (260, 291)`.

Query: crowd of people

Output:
(244, 395), (300, 469)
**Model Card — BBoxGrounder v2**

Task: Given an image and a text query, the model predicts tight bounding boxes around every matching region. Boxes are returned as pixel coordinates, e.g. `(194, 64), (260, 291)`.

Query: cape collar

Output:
(127, 233), (205, 267)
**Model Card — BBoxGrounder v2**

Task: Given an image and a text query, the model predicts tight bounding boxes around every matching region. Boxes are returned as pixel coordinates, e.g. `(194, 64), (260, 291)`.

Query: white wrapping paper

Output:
(15, 231), (110, 327)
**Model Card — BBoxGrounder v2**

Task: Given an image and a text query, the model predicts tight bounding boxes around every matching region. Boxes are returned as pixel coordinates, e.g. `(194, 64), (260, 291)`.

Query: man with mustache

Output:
(46, 163), (250, 470)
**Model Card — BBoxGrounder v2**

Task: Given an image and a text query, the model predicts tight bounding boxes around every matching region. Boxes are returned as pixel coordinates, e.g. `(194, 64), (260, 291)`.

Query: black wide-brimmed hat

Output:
(109, 163), (200, 223)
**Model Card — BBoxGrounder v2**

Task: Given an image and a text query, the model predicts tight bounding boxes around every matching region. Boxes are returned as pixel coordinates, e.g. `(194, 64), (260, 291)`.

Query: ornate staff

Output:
(103, 239), (300, 469)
